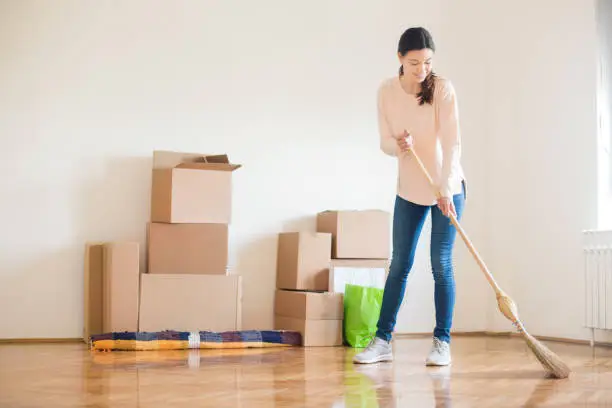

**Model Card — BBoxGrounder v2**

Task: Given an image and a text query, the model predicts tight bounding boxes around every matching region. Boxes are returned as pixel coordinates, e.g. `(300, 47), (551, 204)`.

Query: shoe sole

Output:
(353, 354), (394, 364)
(425, 360), (451, 366)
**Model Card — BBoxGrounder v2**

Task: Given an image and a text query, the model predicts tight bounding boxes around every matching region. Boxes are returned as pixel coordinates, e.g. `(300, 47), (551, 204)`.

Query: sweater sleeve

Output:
(436, 79), (461, 198)
(378, 84), (398, 157)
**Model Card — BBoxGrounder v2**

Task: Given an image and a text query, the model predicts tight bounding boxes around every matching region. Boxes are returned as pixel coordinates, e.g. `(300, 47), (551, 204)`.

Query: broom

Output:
(406, 144), (571, 379)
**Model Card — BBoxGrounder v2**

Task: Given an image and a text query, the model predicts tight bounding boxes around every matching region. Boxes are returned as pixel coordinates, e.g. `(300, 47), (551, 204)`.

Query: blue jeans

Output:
(376, 182), (466, 343)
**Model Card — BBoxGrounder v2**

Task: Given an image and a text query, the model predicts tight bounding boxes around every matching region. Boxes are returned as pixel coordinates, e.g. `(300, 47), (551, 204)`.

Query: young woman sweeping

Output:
(354, 27), (467, 366)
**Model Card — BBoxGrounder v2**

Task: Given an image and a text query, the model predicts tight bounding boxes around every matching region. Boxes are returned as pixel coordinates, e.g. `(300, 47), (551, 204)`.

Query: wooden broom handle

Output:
(407, 146), (504, 297)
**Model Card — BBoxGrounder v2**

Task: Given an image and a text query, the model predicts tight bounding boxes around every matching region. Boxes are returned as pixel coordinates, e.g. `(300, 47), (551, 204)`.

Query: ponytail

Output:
(398, 67), (437, 106)
(417, 72), (436, 106)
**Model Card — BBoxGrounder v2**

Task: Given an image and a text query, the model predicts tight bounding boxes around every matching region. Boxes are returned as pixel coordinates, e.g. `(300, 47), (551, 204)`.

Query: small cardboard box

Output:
(276, 232), (332, 291)
(150, 150), (241, 224)
(274, 290), (343, 320)
(329, 259), (389, 294)
(147, 222), (228, 275)
(316, 210), (391, 259)
(138, 274), (242, 332)
(102, 242), (140, 333)
(274, 316), (342, 347)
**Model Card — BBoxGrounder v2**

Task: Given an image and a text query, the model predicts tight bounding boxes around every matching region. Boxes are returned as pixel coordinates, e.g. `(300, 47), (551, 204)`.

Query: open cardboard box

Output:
(151, 150), (241, 224)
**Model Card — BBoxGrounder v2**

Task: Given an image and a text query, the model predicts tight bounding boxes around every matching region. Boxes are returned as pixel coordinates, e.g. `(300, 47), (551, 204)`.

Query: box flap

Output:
(196, 154), (229, 164)
(153, 150), (211, 170)
(153, 151), (241, 171)
(157, 151), (242, 172)
(175, 162), (241, 171)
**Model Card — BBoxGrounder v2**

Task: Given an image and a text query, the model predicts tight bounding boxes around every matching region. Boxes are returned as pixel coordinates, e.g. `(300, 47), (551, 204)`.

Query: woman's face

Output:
(398, 48), (434, 83)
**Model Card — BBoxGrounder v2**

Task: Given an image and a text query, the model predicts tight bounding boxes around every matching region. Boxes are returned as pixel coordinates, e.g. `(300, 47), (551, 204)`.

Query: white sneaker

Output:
(352, 337), (393, 364)
(426, 337), (451, 366)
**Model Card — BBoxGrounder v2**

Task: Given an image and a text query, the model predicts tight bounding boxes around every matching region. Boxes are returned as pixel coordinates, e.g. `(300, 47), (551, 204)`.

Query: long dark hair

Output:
(397, 27), (436, 106)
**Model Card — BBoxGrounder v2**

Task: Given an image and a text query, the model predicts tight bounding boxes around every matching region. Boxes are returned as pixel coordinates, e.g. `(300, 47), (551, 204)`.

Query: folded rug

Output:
(89, 330), (302, 351)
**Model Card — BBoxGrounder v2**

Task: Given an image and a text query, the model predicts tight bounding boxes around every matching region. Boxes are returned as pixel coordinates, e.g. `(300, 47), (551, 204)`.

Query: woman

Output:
(353, 27), (466, 366)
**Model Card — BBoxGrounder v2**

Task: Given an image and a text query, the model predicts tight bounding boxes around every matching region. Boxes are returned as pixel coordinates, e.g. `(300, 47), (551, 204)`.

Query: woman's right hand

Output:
(397, 130), (414, 153)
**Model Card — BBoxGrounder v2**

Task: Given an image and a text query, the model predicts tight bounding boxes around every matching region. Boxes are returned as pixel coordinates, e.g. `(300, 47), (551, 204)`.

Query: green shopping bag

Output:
(343, 284), (384, 348)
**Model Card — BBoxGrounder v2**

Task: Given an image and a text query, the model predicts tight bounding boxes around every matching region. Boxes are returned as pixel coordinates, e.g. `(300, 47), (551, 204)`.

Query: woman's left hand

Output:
(437, 197), (456, 218)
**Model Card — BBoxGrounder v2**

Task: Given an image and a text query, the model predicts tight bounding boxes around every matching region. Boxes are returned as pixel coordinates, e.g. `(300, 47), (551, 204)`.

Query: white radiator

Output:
(583, 229), (612, 344)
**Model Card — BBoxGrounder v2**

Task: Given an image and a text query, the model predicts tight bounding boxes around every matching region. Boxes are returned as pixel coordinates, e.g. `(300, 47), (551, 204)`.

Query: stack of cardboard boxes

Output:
(273, 231), (344, 347)
(140, 150), (242, 333)
(273, 210), (391, 347)
(82, 150), (391, 348)
(83, 150), (242, 340)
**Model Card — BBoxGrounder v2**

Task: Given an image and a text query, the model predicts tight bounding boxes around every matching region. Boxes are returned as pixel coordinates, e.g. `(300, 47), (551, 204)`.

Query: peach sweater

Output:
(378, 75), (465, 205)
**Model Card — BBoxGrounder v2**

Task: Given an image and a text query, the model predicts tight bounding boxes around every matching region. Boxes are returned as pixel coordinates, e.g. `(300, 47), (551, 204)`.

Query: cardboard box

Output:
(102, 242), (140, 333)
(329, 259), (389, 294)
(274, 290), (343, 320)
(276, 232), (332, 291)
(147, 222), (228, 275)
(138, 274), (242, 332)
(274, 316), (342, 347)
(83, 243), (104, 341)
(150, 150), (241, 224)
(316, 210), (391, 259)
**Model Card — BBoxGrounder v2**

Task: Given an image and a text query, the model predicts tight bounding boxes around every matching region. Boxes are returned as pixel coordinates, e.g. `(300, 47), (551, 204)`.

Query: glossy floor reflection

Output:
(0, 336), (611, 407)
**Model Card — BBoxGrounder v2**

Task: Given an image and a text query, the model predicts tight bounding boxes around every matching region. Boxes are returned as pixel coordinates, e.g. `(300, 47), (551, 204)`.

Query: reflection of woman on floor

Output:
(346, 364), (453, 408)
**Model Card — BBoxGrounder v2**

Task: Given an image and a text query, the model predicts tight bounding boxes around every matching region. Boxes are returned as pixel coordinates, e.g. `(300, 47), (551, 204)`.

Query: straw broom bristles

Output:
(407, 144), (571, 379)
(496, 292), (571, 379)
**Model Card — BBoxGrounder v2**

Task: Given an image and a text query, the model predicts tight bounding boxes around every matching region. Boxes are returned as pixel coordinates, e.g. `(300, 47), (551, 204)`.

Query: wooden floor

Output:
(1, 336), (611, 407)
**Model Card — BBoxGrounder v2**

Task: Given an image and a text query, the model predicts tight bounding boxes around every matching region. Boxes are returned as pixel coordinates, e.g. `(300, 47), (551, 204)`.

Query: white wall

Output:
(598, 0), (612, 230)
(479, 0), (612, 343)
(1, 0), (488, 339)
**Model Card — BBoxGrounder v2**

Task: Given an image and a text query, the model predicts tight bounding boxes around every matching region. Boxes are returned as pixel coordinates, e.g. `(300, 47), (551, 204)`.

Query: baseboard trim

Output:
(395, 331), (509, 339)
(0, 338), (82, 344)
(507, 333), (612, 347)
(396, 331), (612, 347)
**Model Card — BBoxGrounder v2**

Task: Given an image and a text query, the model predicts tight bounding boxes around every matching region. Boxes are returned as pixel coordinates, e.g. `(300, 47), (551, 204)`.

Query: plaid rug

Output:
(89, 330), (302, 351)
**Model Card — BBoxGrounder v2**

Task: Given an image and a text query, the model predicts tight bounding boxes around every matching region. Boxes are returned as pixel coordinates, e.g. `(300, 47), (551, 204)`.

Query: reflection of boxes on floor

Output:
(276, 232), (332, 291)
(147, 222), (228, 275)
(138, 274), (242, 332)
(150, 150), (241, 224)
(273, 289), (343, 346)
(329, 259), (389, 294)
(271, 350), (343, 404)
(316, 210), (391, 259)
